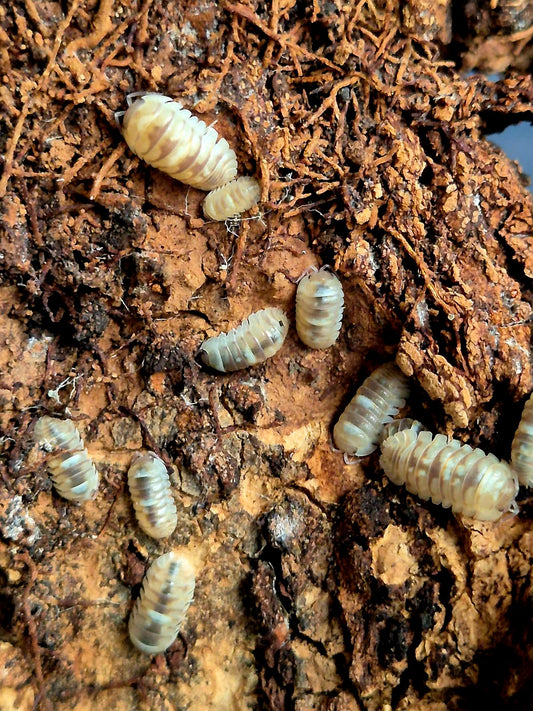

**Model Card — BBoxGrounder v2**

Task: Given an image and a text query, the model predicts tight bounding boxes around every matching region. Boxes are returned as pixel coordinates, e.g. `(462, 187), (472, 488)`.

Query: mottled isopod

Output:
(128, 452), (178, 539)
(121, 93), (237, 191)
(295, 267), (344, 349)
(333, 362), (410, 458)
(33, 416), (99, 502)
(199, 307), (289, 372)
(380, 429), (519, 521)
(203, 176), (261, 221)
(511, 393), (533, 487)
(128, 552), (196, 655)
(379, 418), (427, 445)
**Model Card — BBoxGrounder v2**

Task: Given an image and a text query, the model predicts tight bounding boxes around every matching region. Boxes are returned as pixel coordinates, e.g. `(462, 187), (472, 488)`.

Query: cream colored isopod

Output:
(128, 552), (196, 655)
(121, 93), (237, 191)
(511, 393), (533, 487)
(295, 267), (344, 349)
(127, 452), (177, 539)
(380, 429), (519, 521)
(203, 176), (261, 221)
(33, 416), (99, 502)
(199, 307), (289, 372)
(333, 362), (410, 459)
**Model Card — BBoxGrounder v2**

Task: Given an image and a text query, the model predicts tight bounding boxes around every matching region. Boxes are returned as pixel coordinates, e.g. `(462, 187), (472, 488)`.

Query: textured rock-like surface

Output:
(0, 0), (532, 709)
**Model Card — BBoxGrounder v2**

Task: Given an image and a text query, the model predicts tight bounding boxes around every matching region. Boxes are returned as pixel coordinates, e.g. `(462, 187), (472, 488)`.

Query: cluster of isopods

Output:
(33, 415), (194, 655)
(330, 361), (533, 523)
(119, 93), (262, 222)
(197, 266), (345, 371)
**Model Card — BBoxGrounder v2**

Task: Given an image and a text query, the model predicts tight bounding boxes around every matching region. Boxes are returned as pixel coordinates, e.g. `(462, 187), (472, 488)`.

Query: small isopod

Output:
(203, 176), (261, 221)
(511, 393), (533, 487)
(33, 416), (99, 502)
(128, 452), (177, 539)
(128, 552), (196, 655)
(121, 93), (237, 191)
(295, 267), (344, 349)
(379, 418), (427, 445)
(333, 362), (410, 458)
(380, 429), (519, 521)
(199, 307), (289, 372)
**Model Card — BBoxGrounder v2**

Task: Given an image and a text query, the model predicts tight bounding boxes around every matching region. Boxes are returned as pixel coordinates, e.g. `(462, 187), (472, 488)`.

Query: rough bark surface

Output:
(1, 1), (532, 709)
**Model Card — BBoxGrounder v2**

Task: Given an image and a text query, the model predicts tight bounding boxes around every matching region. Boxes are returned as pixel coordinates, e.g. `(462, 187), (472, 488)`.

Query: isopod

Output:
(295, 267), (344, 349)
(128, 452), (177, 539)
(203, 176), (261, 221)
(380, 418), (427, 445)
(199, 307), (289, 372)
(33, 416), (99, 502)
(511, 393), (533, 487)
(333, 362), (410, 458)
(121, 93), (237, 191)
(380, 429), (519, 521)
(128, 552), (196, 655)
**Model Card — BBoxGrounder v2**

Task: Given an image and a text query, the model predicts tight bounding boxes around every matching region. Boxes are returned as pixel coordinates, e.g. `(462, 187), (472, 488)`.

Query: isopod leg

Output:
(343, 452), (359, 466)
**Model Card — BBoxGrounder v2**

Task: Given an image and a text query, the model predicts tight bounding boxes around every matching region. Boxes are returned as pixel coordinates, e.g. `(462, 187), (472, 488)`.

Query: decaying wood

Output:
(1, 0), (533, 709)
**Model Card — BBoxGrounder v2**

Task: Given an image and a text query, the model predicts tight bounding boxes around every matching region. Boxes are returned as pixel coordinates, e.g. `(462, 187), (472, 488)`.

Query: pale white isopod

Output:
(203, 176), (261, 221)
(128, 452), (177, 539)
(333, 362), (410, 458)
(379, 418), (427, 445)
(380, 429), (519, 521)
(121, 93), (237, 191)
(295, 267), (344, 349)
(128, 552), (196, 655)
(511, 393), (533, 487)
(199, 307), (289, 372)
(33, 416), (99, 502)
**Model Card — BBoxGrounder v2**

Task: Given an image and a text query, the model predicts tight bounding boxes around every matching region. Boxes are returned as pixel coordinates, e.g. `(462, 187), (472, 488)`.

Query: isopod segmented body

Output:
(380, 429), (519, 521)
(333, 362), (410, 458)
(128, 552), (196, 655)
(380, 418), (427, 445)
(203, 176), (261, 221)
(128, 452), (177, 539)
(199, 307), (289, 372)
(511, 393), (533, 487)
(122, 93), (237, 191)
(295, 268), (344, 349)
(33, 416), (99, 502)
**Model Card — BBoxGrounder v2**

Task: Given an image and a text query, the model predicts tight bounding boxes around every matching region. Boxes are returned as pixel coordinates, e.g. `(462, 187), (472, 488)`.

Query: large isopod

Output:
(511, 393), (533, 487)
(33, 416), (99, 502)
(121, 93), (237, 191)
(128, 552), (196, 655)
(333, 362), (410, 458)
(203, 176), (261, 221)
(380, 429), (519, 521)
(295, 268), (344, 349)
(199, 307), (289, 372)
(128, 452), (177, 539)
